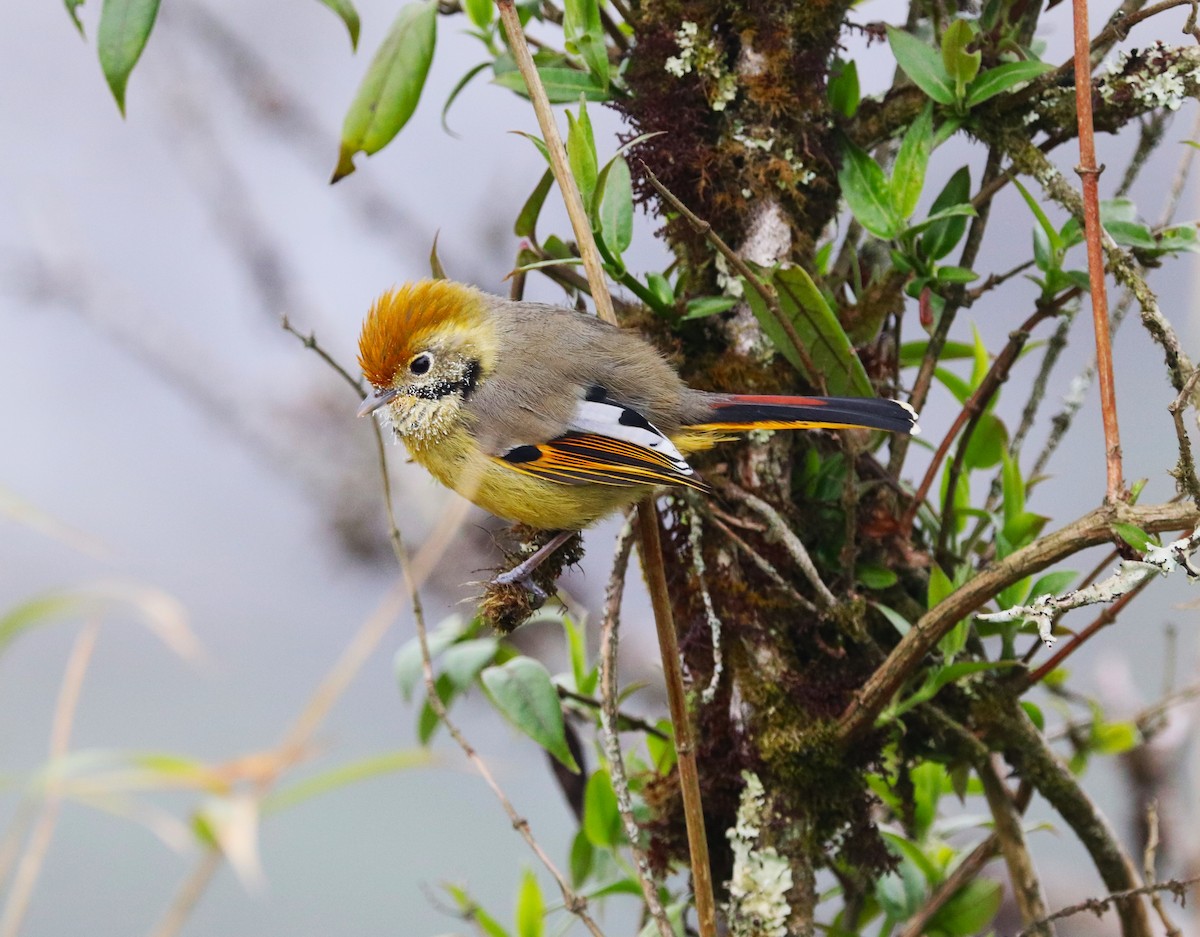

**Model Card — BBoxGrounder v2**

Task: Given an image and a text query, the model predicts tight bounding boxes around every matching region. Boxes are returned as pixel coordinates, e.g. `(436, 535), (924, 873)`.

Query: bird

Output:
(357, 279), (918, 590)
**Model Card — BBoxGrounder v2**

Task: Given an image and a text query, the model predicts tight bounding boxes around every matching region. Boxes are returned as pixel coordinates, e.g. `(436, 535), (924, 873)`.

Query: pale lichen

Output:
(663, 20), (738, 111)
(725, 771), (793, 937)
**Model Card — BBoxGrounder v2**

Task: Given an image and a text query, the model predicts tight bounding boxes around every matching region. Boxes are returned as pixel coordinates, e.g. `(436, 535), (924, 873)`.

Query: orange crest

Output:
(358, 280), (486, 388)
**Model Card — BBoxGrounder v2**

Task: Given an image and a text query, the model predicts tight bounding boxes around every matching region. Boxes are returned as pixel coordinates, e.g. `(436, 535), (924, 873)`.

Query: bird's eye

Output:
(409, 353), (432, 376)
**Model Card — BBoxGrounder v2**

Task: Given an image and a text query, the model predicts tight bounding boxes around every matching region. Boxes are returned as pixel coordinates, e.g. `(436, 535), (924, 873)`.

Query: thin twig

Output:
(496, 0), (615, 327)
(1071, 0), (1124, 502)
(706, 514), (819, 613)
(908, 304), (1061, 538)
(1168, 369), (1200, 505)
(598, 521), (673, 937)
(1012, 878), (1199, 937)
(497, 7), (716, 930)
(0, 622), (99, 937)
(977, 758), (1053, 936)
(714, 479), (838, 609)
(636, 504), (718, 937)
(686, 507), (724, 704)
(557, 687), (669, 740)
(1143, 802), (1185, 937)
(980, 696), (1154, 937)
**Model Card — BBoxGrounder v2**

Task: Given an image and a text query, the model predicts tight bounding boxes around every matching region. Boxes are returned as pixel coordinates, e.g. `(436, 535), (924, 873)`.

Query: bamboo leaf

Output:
(743, 266), (873, 397)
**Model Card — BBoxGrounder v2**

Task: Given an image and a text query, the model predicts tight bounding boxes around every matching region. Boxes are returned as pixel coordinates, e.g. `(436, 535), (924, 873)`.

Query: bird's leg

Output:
(492, 529), (578, 598)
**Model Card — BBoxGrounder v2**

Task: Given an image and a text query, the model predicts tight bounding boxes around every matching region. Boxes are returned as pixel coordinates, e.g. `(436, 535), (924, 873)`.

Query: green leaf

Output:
(929, 878), (1002, 935)
(858, 565), (899, 589)
(332, 1), (437, 182)
(562, 0), (609, 88)
(0, 594), (83, 658)
(316, 0), (361, 50)
(1000, 450), (1026, 529)
(492, 67), (609, 103)
(919, 166), (972, 260)
(891, 104), (933, 220)
(828, 59), (860, 117)
(1106, 220), (1157, 250)
(97, 0), (162, 115)
(887, 26), (956, 105)
(743, 266), (874, 396)
(463, 0), (494, 29)
(900, 203), (977, 239)
(646, 273), (674, 308)
(418, 673), (456, 743)
(838, 137), (900, 239)
(927, 564), (954, 609)
(583, 768), (622, 847)
(1094, 720), (1141, 755)
(596, 155), (633, 256)
(566, 103), (598, 211)
(682, 296), (738, 320)
(264, 750), (430, 813)
(965, 59), (1054, 107)
(1027, 570), (1076, 602)
(911, 761), (948, 842)
(872, 602), (912, 636)
(481, 658), (579, 771)
(515, 869), (545, 937)
(899, 338), (975, 367)
(514, 170), (554, 239)
(963, 412), (1007, 469)
(934, 264), (979, 284)
(65, 0), (87, 35)
(440, 637), (499, 689)
(875, 850), (927, 919)
(394, 620), (460, 701)
(511, 130), (551, 163)
(569, 829), (594, 886)
(429, 231), (448, 280)
(1012, 178), (1062, 254)
(1021, 700), (1045, 730)
(443, 885), (510, 937)
(1112, 522), (1154, 553)
(442, 61), (491, 135)
(941, 19), (980, 96)
(645, 722), (676, 773)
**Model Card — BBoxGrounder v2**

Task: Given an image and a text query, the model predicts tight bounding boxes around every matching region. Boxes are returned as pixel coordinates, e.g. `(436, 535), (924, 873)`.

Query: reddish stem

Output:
(1072, 0), (1124, 502)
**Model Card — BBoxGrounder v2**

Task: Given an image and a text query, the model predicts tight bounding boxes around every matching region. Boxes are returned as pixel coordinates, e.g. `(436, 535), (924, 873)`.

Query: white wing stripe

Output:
(569, 399), (694, 474)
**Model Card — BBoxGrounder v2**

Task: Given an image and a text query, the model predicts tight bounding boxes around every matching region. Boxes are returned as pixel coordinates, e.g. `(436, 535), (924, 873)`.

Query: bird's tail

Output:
(686, 394), (919, 436)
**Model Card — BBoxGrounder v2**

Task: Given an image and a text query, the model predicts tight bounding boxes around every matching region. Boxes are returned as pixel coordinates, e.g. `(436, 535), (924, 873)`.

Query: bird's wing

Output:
(493, 387), (709, 491)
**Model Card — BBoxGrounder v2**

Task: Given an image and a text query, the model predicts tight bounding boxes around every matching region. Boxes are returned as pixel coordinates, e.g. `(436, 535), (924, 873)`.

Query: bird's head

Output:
(357, 280), (496, 439)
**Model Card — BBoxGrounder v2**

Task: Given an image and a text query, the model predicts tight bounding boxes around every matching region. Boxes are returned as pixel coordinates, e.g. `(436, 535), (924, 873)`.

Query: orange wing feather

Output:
(496, 432), (710, 492)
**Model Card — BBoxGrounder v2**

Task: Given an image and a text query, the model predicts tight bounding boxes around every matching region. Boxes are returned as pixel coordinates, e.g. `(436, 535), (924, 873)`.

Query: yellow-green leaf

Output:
(316, 0), (361, 50)
(332, 0), (437, 182)
(98, 0), (162, 115)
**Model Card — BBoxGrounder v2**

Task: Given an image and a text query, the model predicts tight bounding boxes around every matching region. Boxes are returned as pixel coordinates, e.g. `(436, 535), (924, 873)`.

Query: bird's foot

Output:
(479, 529), (584, 634)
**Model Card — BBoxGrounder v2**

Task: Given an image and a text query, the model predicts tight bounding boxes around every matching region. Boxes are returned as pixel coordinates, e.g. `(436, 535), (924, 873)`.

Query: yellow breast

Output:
(403, 427), (651, 530)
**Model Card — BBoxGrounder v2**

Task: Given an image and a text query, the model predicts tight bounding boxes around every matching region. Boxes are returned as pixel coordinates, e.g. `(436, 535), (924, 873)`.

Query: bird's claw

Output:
(491, 566), (548, 603)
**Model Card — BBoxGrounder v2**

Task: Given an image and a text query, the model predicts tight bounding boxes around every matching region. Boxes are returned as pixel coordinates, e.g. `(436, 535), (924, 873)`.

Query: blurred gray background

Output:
(2, 0), (1199, 934)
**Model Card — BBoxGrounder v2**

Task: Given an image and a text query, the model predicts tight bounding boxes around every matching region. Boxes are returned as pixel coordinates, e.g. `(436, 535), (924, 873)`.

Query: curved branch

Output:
(837, 500), (1200, 743)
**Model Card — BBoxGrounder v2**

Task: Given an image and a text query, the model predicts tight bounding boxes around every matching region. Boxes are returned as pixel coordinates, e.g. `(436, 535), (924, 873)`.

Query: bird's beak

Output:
(358, 387), (401, 418)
